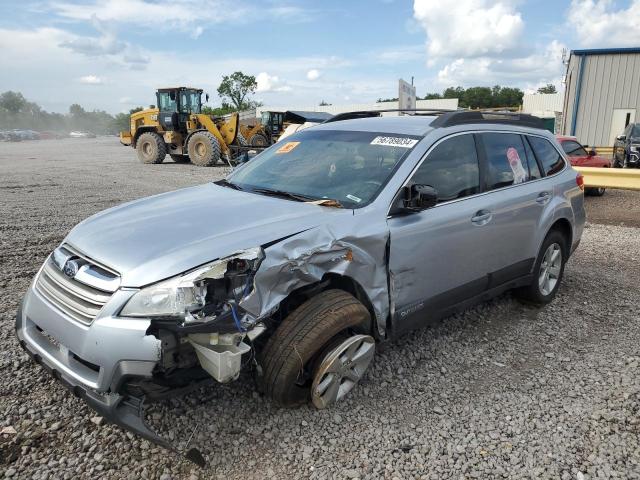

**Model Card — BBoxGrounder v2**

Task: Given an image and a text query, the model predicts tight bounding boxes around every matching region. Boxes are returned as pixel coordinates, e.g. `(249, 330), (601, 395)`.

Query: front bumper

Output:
(15, 294), (206, 466)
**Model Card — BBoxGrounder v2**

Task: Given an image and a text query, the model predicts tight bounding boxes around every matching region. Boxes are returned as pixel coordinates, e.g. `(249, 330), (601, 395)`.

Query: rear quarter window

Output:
(527, 136), (565, 176)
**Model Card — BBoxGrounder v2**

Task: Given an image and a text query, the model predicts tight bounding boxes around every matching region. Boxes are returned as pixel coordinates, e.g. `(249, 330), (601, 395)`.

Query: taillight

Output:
(576, 172), (584, 191)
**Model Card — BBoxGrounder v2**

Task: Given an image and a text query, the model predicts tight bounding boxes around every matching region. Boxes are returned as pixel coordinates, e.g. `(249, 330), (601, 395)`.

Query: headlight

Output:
(630, 145), (639, 153)
(120, 247), (263, 320)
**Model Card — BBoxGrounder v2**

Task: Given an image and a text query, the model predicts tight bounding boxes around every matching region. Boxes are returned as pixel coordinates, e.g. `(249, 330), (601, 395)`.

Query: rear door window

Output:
(527, 136), (565, 176)
(411, 134), (480, 203)
(480, 133), (530, 190)
(522, 137), (542, 180)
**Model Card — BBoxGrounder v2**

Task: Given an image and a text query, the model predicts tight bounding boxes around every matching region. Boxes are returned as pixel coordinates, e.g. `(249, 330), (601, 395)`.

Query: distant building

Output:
(257, 98), (459, 118)
(522, 93), (564, 133)
(562, 47), (640, 146)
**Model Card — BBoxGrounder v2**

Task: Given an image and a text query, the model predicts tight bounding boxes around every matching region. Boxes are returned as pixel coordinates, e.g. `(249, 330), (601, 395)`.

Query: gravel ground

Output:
(1, 138), (639, 480)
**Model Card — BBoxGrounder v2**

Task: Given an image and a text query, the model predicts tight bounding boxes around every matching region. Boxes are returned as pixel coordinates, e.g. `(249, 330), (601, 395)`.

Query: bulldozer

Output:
(119, 87), (241, 166)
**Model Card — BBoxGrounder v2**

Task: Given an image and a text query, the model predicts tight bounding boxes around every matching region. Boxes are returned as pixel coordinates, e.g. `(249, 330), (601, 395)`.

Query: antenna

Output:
(561, 48), (569, 66)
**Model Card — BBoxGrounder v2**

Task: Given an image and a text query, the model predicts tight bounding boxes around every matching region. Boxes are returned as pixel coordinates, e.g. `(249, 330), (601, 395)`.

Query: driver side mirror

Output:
(617, 135), (626, 141)
(403, 184), (438, 211)
(205, 93), (210, 103)
(588, 149), (596, 156)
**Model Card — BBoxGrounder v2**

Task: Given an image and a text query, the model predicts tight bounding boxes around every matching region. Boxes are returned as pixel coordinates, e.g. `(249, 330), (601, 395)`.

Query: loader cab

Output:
(260, 111), (285, 137)
(156, 87), (203, 131)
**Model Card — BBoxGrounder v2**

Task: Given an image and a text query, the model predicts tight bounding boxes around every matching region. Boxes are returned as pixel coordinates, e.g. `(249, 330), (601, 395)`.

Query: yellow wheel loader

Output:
(119, 87), (241, 167)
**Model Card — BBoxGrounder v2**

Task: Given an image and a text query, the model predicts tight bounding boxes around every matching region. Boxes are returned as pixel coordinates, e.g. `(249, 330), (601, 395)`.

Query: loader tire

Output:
(170, 154), (190, 163)
(258, 289), (371, 407)
(136, 132), (166, 164)
(187, 131), (221, 167)
(250, 133), (269, 147)
(236, 131), (248, 146)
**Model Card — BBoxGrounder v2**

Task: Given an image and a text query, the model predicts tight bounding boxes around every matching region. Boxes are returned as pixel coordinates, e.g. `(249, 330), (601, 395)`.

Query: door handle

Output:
(471, 210), (492, 225)
(536, 191), (551, 204)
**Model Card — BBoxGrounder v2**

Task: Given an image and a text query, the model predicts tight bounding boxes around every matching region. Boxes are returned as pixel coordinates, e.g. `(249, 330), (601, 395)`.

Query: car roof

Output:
(310, 115), (438, 136)
(555, 135), (577, 142)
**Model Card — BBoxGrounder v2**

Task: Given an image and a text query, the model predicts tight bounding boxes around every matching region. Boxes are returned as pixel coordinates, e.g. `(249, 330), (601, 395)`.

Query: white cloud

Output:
(78, 75), (104, 84)
(567, 0), (640, 47)
(413, 0), (524, 62)
(256, 72), (292, 92)
(306, 69), (321, 80)
(436, 40), (566, 87)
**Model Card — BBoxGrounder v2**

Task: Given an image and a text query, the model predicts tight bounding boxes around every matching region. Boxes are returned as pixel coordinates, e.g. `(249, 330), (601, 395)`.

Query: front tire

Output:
(514, 230), (567, 305)
(250, 133), (269, 147)
(136, 132), (166, 164)
(259, 290), (372, 408)
(187, 131), (221, 167)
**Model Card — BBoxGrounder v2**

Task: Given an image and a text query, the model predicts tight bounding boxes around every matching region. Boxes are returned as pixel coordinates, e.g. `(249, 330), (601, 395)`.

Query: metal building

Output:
(562, 47), (640, 147)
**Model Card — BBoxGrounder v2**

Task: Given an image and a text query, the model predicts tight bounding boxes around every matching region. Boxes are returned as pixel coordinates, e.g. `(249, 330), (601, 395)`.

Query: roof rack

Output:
(323, 109), (457, 123)
(430, 111), (545, 129)
(322, 109), (546, 130)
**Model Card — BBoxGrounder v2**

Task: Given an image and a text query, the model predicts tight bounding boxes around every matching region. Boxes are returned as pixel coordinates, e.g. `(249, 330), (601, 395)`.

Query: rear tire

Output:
(236, 131), (248, 146)
(187, 131), (221, 167)
(136, 132), (166, 164)
(250, 133), (269, 147)
(259, 290), (371, 407)
(170, 154), (190, 163)
(514, 230), (567, 305)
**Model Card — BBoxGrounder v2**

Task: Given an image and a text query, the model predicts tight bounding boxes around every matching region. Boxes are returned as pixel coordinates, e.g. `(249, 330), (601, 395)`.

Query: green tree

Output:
(319, 100), (332, 106)
(493, 86), (524, 107)
(462, 87), (494, 109)
(217, 71), (258, 110)
(423, 92), (442, 100)
(442, 86), (465, 100)
(0, 91), (28, 114)
(111, 107), (144, 133)
(537, 84), (557, 94)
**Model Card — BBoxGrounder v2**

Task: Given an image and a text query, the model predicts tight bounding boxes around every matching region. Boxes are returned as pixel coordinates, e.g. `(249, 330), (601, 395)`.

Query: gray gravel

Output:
(1, 138), (639, 479)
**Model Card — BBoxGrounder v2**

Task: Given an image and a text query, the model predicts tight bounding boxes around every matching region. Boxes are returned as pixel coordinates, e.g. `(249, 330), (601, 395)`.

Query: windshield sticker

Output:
(346, 194), (362, 203)
(370, 136), (418, 148)
(506, 147), (527, 184)
(276, 141), (300, 154)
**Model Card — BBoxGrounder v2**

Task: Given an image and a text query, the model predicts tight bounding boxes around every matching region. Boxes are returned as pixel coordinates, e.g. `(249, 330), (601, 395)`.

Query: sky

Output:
(1, 0), (639, 114)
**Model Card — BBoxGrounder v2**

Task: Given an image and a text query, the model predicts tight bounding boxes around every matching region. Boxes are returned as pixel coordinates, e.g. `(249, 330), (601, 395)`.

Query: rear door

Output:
(473, 132), (548, 283)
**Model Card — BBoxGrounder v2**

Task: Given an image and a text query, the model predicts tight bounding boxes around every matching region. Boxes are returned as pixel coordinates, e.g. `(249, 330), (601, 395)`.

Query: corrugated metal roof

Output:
(572, 47), (640, 56)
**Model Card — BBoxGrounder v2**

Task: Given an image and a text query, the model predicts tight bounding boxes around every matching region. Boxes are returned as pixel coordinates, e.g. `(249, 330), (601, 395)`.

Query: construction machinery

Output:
(120, 87), (242, 166)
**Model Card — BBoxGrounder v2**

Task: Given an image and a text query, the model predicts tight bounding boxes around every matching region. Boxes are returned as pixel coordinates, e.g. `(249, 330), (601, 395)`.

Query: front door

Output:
(388, 133), (494, 334)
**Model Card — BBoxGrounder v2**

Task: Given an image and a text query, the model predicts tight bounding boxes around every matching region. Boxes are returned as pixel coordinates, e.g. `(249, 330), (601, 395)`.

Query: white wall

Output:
(522, 93), (563, 118)
(257, 98), (459, 117)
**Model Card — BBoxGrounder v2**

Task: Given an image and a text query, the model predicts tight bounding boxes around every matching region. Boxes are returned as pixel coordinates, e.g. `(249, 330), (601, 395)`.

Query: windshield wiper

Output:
(250, 187), (343, 207)
(215, 179), (243, 190)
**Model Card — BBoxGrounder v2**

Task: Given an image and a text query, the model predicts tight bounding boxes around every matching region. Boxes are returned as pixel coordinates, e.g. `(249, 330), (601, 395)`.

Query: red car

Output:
(556, 135), (611, 196)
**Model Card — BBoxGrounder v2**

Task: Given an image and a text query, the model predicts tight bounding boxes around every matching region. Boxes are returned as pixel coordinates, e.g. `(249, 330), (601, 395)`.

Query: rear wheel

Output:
(259, 289), (373, 408)
(187, 131), (221, 167)
(236, 131), (248, 146)
(136, 132), (166, 164)
(250, 133), (269, 147)
(514, 230), (567, 305)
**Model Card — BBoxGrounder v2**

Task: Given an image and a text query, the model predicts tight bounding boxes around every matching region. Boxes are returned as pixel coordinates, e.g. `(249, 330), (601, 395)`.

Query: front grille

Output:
(35, 247), (119, 325)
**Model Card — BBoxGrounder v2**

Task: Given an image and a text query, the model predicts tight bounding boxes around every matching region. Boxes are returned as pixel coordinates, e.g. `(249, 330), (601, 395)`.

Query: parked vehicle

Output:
(16, 110), (585, 465)
(69, 131), (96, 138)
(613, 123), (640, 168)
(556, 135), (610, 196)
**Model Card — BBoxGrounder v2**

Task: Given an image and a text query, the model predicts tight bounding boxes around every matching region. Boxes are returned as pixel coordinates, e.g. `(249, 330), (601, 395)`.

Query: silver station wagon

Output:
(16, 110), (586, 464)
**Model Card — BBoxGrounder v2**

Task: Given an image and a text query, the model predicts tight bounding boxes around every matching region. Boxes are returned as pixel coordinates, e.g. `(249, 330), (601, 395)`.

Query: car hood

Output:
(66, 183), (345, 287)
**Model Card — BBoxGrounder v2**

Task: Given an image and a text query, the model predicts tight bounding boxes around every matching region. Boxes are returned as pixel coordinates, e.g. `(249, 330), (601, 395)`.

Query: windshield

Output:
(157, 92), (177, 112)
(180, 90), (201, 113)
(227, 129), (421, 208)
(632, 125), (640, 138)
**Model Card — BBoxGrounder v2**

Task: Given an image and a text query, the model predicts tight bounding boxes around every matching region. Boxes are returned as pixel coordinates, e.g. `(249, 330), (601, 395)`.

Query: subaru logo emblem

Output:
(63, 259), (79, 278)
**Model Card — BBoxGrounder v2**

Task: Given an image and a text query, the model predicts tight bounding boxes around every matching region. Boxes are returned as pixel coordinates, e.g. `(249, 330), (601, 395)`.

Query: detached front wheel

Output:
(259, 290), (374, 408)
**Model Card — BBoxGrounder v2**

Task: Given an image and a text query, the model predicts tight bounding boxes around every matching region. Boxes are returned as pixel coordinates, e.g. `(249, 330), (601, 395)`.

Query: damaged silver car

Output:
(16, 110), (585, 464)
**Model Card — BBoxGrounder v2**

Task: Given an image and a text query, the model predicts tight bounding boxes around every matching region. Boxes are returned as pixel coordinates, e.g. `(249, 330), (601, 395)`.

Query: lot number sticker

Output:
(370, 136), (418, 148)
(277, 141), (300, 154)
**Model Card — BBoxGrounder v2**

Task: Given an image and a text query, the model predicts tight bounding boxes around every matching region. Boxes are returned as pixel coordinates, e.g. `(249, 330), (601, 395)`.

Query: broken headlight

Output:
(120, 247), (264, 321)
